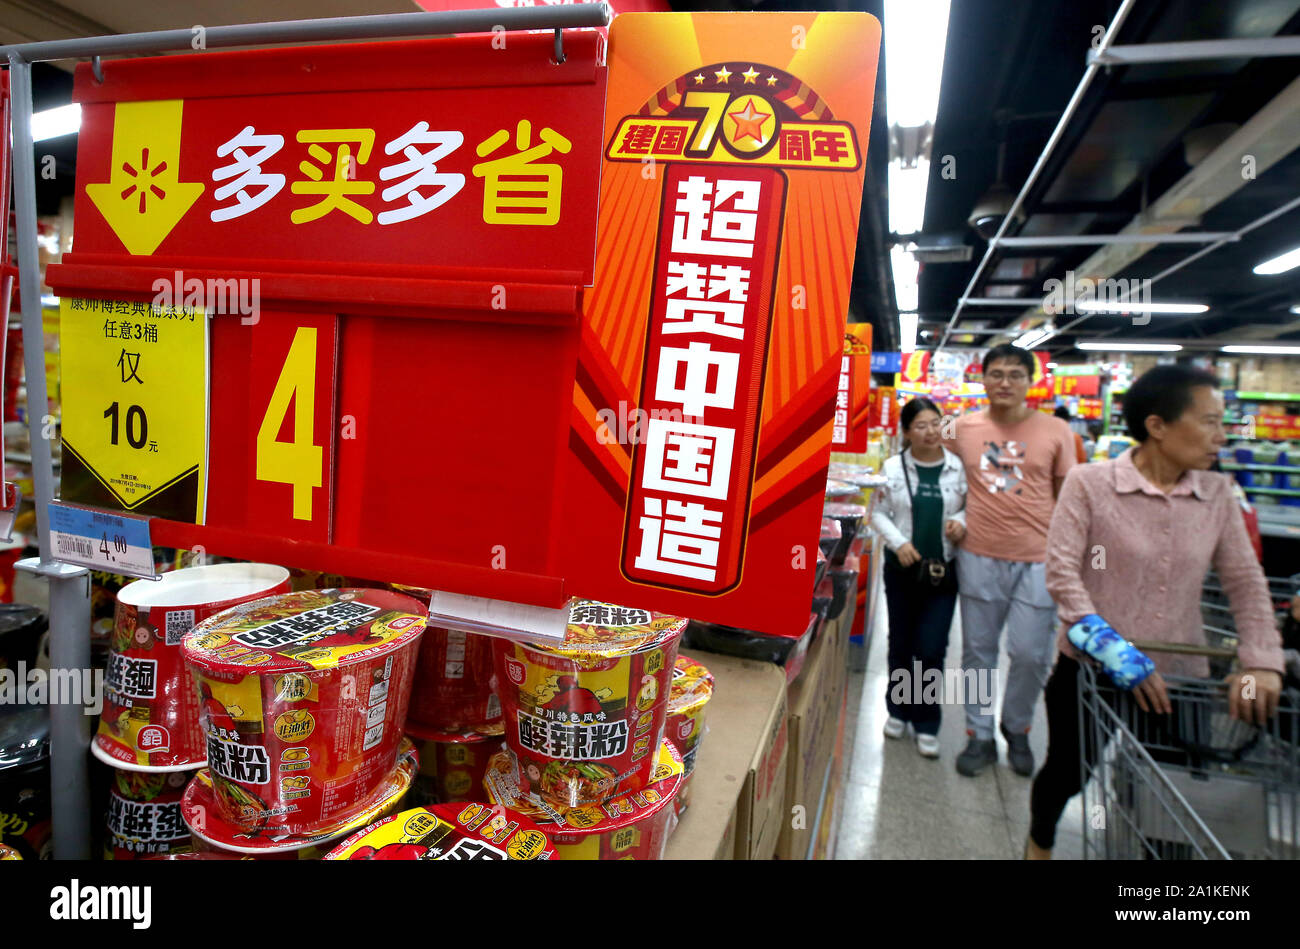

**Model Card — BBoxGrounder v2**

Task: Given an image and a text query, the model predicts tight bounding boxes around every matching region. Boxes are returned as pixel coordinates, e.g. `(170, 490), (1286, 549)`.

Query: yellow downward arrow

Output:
(86, 100), (204, 256)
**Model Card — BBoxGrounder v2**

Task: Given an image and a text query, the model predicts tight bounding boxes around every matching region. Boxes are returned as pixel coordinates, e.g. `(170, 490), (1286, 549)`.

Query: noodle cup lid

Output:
(324, 803), (556, 860)
(536, 600), (687, 659)
(668, 655), (715, 716)
(182, 589), (427, 675)
(180, 739), (418, 854)
(404, 720), (505, 744)
(116, 562), (291, 612)
(484, 741), (683, 836)
(824, 479), (859, 497)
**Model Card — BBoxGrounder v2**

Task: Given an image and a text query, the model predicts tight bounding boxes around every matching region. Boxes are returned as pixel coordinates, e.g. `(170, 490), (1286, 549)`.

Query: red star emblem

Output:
(728, 98), (771, 145)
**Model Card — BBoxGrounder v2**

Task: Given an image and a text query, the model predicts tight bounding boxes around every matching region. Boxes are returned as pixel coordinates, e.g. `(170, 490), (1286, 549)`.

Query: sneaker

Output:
(883, 716), (906, 740)
(1001, 723), (1034, 776)
(955, 736), (997, 776)
(915, 733), (940, 758)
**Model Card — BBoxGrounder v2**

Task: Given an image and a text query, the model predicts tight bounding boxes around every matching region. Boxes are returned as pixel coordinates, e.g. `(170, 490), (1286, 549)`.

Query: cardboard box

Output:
(738, 676), (790, 860)
(662, 651), (788, 860)
(776, 618), (848, 859)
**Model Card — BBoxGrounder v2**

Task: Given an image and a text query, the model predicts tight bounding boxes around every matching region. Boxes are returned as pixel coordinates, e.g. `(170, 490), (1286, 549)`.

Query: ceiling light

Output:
(1253, 246), (1300, 276)
(1074, 301), (1208, 315)
(899, 312), (919, 353)
(1221, 344), (1300, 355)
(888, 160), (930, 237)
(1076, 341), (1182, 352)
(1289, 305), (1300, 315)
(884, 0), (952, 129)
(891, 245), (920, 314)
(1013, 324), (1055, 350)
(31, 104), (81, 142)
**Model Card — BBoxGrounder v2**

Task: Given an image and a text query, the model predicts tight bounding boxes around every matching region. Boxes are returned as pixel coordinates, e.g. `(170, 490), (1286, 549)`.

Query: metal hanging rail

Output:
(936, 1), (1300, 352)
(3, 3), (609, 860)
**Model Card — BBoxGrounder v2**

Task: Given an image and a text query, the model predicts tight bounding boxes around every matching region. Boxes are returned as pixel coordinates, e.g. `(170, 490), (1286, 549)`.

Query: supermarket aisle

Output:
(835, 595), (1084, 860)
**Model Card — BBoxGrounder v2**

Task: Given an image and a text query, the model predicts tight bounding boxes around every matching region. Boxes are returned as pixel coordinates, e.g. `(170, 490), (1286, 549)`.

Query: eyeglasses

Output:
(985, 371), (1029, 384)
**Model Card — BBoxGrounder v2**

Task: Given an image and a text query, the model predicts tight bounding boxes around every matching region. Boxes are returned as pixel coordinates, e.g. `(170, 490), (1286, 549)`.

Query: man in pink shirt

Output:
(947, 344), (1077, 777)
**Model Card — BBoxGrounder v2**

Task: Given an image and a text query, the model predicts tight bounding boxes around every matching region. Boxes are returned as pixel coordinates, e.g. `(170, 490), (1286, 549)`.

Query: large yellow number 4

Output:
(257, 327), (322, 521)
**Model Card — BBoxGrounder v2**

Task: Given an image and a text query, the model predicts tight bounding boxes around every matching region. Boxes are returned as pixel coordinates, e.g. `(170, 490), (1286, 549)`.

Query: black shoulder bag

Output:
(901, 447), (949, 588)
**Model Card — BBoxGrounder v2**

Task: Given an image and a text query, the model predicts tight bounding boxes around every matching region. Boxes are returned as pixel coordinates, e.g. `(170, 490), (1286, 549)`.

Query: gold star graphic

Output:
(741, 66), (760, 84)
(714, 65), (732, 84)
(694, 73), (706, 84)
(765, 74), (778, 86)
(729, 97), (771, 144)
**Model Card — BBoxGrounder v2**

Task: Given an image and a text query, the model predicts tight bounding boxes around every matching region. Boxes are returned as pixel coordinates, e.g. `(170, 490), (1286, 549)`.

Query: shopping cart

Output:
(1078, 641), (1300, 860)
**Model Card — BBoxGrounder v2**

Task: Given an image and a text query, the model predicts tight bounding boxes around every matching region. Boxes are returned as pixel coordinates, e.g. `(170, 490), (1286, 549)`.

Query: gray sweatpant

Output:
(956, 548), (1058, 739)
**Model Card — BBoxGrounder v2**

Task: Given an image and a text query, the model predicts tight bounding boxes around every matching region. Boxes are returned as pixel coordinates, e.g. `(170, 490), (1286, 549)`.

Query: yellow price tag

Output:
(59, 298), (209, 523)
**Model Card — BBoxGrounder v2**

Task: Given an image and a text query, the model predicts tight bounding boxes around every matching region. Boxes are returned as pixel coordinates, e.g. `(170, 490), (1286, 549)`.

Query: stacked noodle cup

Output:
(393, 583), (505, 806)
(665, 654), (715, 817)
(92, 563), (291, 859)
(179, 588), (426, 856)
(486, 599), (687, 859)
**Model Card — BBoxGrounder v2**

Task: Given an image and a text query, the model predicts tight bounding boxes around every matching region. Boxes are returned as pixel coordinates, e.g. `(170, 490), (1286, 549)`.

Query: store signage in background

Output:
(900, 350), (930, 384)
(870, 351), (901, 374)
(1024, 352), (1053, 402)
(1255, 414), (1300, 439)
(869, 385), (898, 435)
(48, 33), (607, 606)
(560, 12), (880, 636)
(1076, 398), (1103, 421)
(832, 325), (871, 453)
(1054, 373), (1100, 397)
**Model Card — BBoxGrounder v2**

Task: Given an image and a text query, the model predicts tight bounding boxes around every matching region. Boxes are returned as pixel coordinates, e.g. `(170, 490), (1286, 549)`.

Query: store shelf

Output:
(1257, 508), (1300, 539)
(1242, 487), (1300, 497)
(1220, 463), (1300, 474)
(1236, 392), (1300, 401)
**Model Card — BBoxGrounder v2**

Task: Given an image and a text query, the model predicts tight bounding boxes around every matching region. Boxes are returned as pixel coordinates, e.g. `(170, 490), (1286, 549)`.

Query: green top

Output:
(910, 458), (945, 560)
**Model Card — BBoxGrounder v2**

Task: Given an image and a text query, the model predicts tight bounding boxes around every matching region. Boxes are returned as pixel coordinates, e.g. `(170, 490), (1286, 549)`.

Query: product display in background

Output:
(93, 563), (291, 771)
(395, 582), (503, 736)
(483, 741), (683, 860)
(492, 599), (685, 809)
(405, 723), (502, 807)
(104, 768), (193, 860)
(181, 739), (417, 857)
(666, 655), (714, 816)
(0, 704), (51, 859)
(181, 588), (426, 837)
(324, 803), (556, 860)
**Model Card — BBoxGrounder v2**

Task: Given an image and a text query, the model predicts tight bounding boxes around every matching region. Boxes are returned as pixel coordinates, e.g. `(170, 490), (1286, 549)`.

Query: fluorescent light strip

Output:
(1076, 341), (1182, 352)
(888, 160), (930, 237)
(1221, 345), (1300, 355)
(1254, 246), (1300, 276)
(891, 245), (920, 314)
(1013, 326), (1055, 349)
(32, 104), (81, 142)
(899, 312), (919, 353)
(883, 0), (952, 128)
(1074, 301), (1208, 314)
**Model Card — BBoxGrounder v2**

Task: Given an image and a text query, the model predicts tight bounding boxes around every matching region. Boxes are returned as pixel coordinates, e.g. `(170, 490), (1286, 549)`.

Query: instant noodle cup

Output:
(181, 588), (426, 837)
(324, 802), (556, 860)
(493, 599), (685, 809)
(483, 741), (683, 860)
(104, 767), (195, 859)
(405, 721), (502, 806)
(180, 738), (417, 858)
(94, 563), (291, 771)
(391, 583), (502, 735)
(666, 655), (714, 816)
(0, 843), (21, 860)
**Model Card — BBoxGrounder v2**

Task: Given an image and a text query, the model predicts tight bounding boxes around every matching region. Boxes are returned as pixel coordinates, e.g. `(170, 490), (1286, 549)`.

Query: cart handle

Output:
(1130, 639), (1237, 660)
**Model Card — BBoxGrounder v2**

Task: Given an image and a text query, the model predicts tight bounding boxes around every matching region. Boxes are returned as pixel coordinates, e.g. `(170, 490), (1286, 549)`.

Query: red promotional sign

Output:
(560, 12), (880, 635)
(49, 33), (606, 606)
(621, 163), (785, 594)
(832, 325), (871, 453)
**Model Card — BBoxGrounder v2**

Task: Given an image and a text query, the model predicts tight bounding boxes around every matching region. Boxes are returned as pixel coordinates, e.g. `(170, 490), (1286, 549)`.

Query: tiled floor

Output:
(835, 593), (1085, 860)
